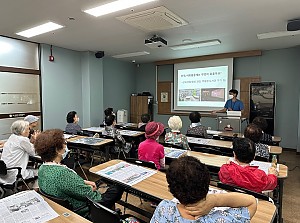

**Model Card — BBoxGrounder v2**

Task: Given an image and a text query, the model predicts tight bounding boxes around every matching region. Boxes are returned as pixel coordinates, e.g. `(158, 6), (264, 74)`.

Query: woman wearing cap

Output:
(24, 115), (40, 143)
(138, 121), (165, 169)
(165, 116), (190, 150)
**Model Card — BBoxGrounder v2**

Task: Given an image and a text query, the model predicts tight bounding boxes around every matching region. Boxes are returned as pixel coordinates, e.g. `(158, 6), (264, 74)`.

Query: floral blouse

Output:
(255, 143), (270, 159)
(165, 131), (190, 150)
(150, 200), (250, 223)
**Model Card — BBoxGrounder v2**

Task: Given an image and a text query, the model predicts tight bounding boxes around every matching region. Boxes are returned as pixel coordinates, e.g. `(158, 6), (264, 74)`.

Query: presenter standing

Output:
(212, 89), (244, 114)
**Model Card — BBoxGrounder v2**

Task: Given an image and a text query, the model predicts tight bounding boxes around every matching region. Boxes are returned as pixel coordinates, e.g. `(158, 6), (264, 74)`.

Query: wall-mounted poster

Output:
(161, 92), (168, 103)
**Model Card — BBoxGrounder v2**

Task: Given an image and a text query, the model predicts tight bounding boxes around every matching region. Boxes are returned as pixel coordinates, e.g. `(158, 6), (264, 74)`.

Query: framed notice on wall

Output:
(161, 92), (168, 102)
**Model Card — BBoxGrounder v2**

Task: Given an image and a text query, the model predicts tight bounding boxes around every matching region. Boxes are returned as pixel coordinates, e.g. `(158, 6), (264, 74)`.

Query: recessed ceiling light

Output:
(84, 0), (157, 17)
(170, 39), (221, 50)
(257, 30), (300, 39)
(112, 51), (150, 58)
(16, 22), (64, 38)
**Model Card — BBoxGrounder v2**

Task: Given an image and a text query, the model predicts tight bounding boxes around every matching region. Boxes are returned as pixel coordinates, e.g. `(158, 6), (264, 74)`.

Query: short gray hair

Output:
(168, 115), (182, 131)
(11, 120), (29, 135)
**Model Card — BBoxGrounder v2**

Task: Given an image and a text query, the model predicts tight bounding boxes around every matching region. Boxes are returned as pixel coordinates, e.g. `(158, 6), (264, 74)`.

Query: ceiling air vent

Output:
(116, 6), (188, 31)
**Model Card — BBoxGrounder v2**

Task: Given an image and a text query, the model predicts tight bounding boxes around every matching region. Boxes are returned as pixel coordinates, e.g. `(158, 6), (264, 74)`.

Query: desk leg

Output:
(277, 179), (284, 223)
(105, 145), (110, 161)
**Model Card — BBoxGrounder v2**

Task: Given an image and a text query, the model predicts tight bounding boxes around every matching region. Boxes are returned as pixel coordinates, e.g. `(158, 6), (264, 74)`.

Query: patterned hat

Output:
(145, 121), (164, 139)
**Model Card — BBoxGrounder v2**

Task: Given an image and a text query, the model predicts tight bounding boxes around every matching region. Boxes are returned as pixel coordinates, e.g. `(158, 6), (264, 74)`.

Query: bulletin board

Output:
(157, 81), (172, 115)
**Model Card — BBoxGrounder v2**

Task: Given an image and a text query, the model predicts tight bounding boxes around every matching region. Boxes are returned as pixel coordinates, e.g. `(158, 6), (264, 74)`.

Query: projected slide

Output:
(173, 58), (233, 111)
(177, 66), (228, 107)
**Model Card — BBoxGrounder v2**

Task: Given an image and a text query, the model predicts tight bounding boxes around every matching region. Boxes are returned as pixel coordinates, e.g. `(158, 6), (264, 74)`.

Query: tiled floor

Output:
(280, 150), (300, 223)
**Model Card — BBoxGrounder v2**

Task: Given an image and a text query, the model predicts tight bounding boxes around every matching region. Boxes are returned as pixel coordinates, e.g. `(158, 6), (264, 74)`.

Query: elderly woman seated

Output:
(244, 123), (270, 160)
(34, 129), (123, 216)
(165, 115), (190, 150)
(65, 111), (82, 135)
(0, 120), (38, 187)
(150, 156), (257, 222)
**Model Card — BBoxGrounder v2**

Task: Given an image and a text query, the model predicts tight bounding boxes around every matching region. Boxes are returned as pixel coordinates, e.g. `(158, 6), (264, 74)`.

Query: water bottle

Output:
(93, 133), (99, 138)
(271, 155), (277, 168)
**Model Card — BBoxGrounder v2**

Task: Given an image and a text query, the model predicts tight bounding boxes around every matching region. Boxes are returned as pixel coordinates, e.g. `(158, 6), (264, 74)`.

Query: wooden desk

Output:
(67, 135), (113, 146)
(115, 122), (139, 131)
(117, 130), (144, 137)
(90, 160), (276, 223)
(83, 127), (144, 138)
(67, 136), (114, 162)
(44, 196), (91, 223)
(181, 149), (287, 223)
(217, 131), (282, 145)
(187, 150), (288, 179)
(187, 136), (282, 155)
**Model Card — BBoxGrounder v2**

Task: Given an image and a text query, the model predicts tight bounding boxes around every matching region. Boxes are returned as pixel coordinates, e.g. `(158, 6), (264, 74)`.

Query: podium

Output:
(217, 112), (247, 133)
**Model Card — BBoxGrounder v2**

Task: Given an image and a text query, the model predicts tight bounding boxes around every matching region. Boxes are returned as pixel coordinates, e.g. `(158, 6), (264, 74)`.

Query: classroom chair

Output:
(39, 189), (88, 216)
(86, 196), (146, 223)
(217, 182), (273, 202)
(0, 160), (31, 198)
(161, 142), (184, 150)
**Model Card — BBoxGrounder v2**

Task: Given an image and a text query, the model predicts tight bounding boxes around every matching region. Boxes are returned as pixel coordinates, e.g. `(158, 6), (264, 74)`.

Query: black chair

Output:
(0, 160), (30, 198)
(192, 145), (233, 157)
(217, 182), (272, 202)
(125, 158), (156, 169)
(186, 133), (206, 139)
(39, 189), (74, 210)
(39, 189), (88, 213)
(87, 197), (146, 223)
(100, 134), (132, 160)
(161, 142), (184, 150)
(254, 156), (269, 162)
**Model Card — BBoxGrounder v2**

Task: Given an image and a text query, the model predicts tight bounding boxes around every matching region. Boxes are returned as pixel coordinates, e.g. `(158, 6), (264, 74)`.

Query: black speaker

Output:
(95, 51), (104, 58)
(287, 19), (300, 31)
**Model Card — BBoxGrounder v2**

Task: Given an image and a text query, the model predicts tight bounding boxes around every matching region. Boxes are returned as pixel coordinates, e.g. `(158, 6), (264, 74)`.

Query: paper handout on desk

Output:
(164, 147), (187, 159)
(187, 137), (210, 145)
(207, 130), (222, 135)
(250, 160), (279, 174)
(83, 127), (105, 132)
(118, 130), (142, 136)
(95, 161), (156, 186)
(71, 137), (105, 145)
(0, 190), (58, 223)
(63, 134), (75, 139)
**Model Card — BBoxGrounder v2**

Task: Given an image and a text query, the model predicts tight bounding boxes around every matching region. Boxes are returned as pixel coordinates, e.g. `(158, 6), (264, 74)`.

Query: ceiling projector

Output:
(145, 35), (167, 49)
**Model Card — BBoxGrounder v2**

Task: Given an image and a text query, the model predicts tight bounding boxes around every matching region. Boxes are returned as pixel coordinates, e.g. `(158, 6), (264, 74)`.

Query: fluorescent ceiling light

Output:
(84, 0), (157, 17)
(170, 39), (221, 50)
(112, 51), (150, 58)
(257, 30), (300, 39)
(16, 22), (63, 38)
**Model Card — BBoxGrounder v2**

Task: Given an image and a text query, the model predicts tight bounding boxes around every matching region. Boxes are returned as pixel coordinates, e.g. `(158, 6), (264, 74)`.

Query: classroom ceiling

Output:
(1, 0), (300, 63)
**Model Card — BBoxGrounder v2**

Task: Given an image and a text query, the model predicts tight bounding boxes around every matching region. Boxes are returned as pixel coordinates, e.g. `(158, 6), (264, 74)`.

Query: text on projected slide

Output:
(177, 66), (228, 108)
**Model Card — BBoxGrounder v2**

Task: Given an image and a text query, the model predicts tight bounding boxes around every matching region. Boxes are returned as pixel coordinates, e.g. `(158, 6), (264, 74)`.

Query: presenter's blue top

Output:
(224, 99), (244, 111)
